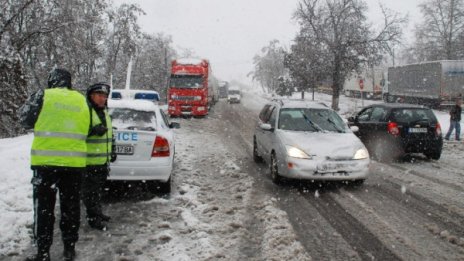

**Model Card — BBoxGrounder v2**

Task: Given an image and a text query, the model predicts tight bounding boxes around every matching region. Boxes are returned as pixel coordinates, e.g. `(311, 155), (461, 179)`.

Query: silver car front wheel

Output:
(270, 153), (282, 184)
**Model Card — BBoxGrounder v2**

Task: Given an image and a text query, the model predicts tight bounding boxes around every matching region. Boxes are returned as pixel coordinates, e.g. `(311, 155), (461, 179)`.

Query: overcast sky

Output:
(113, 0), (422, 85)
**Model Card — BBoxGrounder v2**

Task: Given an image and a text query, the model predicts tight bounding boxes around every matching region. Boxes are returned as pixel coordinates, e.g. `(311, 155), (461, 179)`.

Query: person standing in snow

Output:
(82, 82), (116, 231)
(444, 96), (462, 141)
(19, 68), (90, 261)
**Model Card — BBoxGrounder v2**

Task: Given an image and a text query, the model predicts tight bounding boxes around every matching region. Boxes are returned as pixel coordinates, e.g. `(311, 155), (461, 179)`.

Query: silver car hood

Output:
(277, 130), (365, 159)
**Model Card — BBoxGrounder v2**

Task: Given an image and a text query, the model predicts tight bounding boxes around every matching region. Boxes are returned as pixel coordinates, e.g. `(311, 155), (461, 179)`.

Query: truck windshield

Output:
(170, 75), (203, 88)
(228, 90), (240, 95)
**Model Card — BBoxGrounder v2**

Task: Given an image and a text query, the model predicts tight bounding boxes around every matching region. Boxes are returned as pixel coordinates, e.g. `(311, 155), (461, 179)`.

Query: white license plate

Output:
(317, 162), (351, 173)
(409, 128), (427, 133)
(115, 145), (134, 155)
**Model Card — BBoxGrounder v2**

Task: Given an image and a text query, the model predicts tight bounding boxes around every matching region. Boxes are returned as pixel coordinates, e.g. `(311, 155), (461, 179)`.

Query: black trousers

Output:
(31, 168), (83, 253)
(82, 165), (108, 221)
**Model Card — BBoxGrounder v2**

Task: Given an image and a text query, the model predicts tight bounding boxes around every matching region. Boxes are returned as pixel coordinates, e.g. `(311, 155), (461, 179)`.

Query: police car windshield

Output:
(109, 108), (157, 131)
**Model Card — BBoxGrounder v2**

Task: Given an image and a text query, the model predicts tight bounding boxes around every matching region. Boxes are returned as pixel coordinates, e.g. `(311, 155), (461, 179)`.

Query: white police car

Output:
(108, 99), (179, 193)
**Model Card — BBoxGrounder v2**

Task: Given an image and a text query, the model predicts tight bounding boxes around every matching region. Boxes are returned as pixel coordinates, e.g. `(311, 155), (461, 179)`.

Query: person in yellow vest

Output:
(82, 82), (116, 231)
(20, 68), (90, 261)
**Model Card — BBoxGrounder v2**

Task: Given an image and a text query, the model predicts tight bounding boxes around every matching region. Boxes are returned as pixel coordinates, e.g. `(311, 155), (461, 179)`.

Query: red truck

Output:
(168, 58), (218, 116)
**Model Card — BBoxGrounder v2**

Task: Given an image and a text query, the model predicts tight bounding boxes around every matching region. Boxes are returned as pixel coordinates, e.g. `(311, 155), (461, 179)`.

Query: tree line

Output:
(0, 0), (176, 138)
(251, 0), (464, 110)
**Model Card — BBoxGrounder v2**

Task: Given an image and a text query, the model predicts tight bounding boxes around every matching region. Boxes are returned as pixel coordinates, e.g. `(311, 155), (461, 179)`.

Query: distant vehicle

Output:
(384, 60), (464, 107)
(344, 68), (384, 100)
(218, 81), (229, 98)
(227, 89), (241, 103)
(168, 58), (219, 116)
(347, 103), (443, 161)
(253, 99), (370, 185)
(108, 99), (180, 193)
(110, 89), (160, 102)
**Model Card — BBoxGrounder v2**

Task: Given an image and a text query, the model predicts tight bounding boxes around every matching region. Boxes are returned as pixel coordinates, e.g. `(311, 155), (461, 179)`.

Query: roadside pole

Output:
(359, 78), (364, 107)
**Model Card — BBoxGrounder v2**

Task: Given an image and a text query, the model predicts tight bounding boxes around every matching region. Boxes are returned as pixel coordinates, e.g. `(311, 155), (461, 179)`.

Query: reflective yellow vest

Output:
(31, 88), (90, 167)
(86, 108), (113, 166)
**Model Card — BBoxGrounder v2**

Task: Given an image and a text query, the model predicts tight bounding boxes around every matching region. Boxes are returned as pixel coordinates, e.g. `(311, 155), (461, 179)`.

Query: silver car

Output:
(108, 99), (179, 193)
(253, 99), (370, 185)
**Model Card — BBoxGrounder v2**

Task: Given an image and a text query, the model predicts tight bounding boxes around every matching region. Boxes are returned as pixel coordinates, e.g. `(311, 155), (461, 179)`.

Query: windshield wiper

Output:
(301, 111), (323, 132)
(327, 118), (345, 133)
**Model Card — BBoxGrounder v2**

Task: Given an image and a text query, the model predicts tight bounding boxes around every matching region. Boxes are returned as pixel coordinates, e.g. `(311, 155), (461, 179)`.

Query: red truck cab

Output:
(168, 58), (217, 116)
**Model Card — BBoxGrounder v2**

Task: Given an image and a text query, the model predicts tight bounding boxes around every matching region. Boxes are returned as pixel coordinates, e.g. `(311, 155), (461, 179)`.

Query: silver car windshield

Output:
(109, 108), (157, 131)
(279, 108), (347, 133)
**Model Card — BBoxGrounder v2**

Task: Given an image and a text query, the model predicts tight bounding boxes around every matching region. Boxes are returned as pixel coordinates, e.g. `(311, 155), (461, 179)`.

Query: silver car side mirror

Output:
(260, 123), (273, 131)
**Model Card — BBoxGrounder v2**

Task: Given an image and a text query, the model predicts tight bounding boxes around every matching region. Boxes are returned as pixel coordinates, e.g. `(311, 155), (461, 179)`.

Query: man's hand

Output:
(110, 151), (117, 162)
(89, 124), (108, 136)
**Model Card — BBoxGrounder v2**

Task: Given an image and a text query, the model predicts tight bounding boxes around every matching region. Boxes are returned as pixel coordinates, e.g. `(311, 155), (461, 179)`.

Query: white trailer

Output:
(384, 60), (464, 107)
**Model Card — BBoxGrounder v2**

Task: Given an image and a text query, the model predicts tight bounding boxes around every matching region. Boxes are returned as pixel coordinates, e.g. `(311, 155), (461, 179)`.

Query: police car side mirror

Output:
(170, 122), (180, 129)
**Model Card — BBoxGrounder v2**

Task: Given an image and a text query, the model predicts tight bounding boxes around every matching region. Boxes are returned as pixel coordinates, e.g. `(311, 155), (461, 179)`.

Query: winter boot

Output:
(88, 217), (107, 230)
(63, 244), (76, 261)
(25, 252), (50, 261)
(99, 213), (111, 222)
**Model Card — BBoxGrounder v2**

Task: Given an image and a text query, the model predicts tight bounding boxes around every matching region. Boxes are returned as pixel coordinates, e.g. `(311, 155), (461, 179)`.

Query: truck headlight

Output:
(353, 148), (369, 160)
(286, 145), (311, 159)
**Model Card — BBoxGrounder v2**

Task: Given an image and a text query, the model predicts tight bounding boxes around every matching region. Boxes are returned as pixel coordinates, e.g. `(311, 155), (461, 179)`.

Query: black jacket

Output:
(450, 105), (462, 122)
(19, 89), (44, 130)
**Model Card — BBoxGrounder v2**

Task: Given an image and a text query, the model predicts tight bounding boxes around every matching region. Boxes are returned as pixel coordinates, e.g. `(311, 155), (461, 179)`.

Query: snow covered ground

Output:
(1, 88), (462, 260)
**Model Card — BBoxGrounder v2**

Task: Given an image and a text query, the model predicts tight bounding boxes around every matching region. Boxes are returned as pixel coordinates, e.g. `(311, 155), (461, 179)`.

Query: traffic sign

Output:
(359, 78), (364, 90)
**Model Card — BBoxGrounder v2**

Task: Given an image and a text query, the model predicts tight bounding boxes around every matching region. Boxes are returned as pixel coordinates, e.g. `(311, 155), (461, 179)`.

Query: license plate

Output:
(317, 162), (351, 173)
(115, 145), (134, 155)
(409, 128), (427, 133)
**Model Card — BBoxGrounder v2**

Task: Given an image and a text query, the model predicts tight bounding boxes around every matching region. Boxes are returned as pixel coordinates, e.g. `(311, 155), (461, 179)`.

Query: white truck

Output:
(343, 68), (385, 100)
(384, 60), (464, 107)
(227, 88), (241, 103)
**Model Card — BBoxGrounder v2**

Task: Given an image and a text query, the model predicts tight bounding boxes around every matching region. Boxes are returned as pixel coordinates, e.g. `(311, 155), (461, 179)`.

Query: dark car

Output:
(347, 103), (443, 161)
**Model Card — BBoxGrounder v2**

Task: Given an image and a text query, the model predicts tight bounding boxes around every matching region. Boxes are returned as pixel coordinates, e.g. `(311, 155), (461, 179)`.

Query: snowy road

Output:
(3, 93), (464, 260)
(221, 93), (464, 261)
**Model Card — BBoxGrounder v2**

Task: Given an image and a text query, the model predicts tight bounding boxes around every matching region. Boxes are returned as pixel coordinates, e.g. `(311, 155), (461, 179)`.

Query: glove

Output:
(89, 123), (108, 136)
(110, 151), (117, 162)
(110, 144), (117, 162)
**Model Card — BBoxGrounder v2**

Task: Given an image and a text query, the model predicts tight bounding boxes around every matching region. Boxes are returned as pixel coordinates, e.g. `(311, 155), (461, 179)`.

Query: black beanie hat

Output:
(48, 68), (72, 88)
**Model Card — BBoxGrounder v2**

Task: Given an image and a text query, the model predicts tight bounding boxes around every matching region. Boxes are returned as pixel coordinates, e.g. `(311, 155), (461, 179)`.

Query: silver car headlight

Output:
(353, 148), (369, 160)
(286, 145), (312, 159)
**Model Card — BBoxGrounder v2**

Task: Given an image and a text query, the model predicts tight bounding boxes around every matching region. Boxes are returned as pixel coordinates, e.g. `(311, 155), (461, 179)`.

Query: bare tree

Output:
(293, 0), (406, 110)
(285, 33), (330, 99)
(250, 40), (287, 94)
(104, 3), (144, 88)
(130, 33), (176, 99)
(413, 0), (464, 61)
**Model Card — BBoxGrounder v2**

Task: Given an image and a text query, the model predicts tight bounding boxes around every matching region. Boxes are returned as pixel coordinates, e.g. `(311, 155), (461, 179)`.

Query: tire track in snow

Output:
(222, 100), (400, 260)
(301, 190), (402, 261)
(372, 178), (464, 239)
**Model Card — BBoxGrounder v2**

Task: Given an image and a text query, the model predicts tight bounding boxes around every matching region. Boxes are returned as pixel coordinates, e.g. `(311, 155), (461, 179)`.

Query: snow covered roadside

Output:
(0, 134), (34, 257)
(0, 114), (311, 260)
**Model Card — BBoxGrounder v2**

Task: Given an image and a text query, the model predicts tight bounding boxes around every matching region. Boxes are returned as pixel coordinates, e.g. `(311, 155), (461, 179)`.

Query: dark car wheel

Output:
(349, 179), (365, 186)
(270, 153), (283, 184)
(425, 149), (441, 160)
(150, 177), (171, 194)
(253, 138), (263, 163)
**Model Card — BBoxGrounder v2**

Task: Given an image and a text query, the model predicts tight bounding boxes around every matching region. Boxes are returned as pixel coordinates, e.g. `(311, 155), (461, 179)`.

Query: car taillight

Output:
(387, 122), (400, 136)
(435, 122), (442, 136)
(152, 136), (170, 157)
